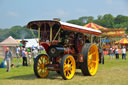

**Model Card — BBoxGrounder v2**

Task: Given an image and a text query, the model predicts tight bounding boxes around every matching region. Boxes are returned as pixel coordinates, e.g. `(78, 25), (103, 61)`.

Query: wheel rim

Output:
(87, 44), (99, 76)
(37, 55), (49, 77)
(63, 56), (75, 79)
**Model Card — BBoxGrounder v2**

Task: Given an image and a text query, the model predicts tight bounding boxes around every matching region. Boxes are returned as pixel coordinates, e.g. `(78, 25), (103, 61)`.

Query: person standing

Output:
(99, 46), (102, 63)
(115, 47), (119, 59)
(16, 46), (20, 58)
(16, 46), (20, 65)
(28, 52), (32, 65)
(4, 47), (12, 72)
(32, 48), (38, 63)
(22, 49), (28, 66)
(109, 47), (114, 60)
(19, 46), (23, 58)
(121, 46), (126, 60)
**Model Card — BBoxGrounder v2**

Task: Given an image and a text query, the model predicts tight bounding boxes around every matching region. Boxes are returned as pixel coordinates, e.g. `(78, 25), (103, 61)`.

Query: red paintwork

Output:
(64, 48), (75, 54)
(46, 64), (60, 71)
(40, 42), (50, 51)
(79, 54), (84, 62)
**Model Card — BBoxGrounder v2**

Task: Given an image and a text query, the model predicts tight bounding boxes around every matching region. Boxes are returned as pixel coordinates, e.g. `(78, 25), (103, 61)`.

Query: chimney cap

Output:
(53, 18), (61, 21)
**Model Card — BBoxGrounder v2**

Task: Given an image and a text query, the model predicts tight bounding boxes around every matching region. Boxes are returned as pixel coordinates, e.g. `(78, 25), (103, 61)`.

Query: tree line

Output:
(67, 14), (128, 28)
(0, 14), (128, 42)
(0, 26), (38, 42)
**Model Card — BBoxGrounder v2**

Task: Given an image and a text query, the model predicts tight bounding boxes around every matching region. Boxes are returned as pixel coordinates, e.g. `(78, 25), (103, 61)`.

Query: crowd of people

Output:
(16, 46), (39, 66)
(109, 46), (127, 60)
(2, 46), (43, 72)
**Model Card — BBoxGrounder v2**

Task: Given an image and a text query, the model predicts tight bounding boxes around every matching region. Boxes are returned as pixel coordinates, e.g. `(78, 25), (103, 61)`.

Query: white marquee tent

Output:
(0, 36), (20, 58)
(17, 39), (39, 48)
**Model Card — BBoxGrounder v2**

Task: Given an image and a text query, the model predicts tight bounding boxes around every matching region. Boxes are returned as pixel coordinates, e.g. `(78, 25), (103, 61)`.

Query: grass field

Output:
(0, 54), (128, 85)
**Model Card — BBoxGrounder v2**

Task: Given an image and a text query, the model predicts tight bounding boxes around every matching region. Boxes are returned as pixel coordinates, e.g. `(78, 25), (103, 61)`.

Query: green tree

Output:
(115, 15), (128, 24)
(67, 19), (84, 26)
(0, 25), (38, 42)
(93, 14), (115, 28)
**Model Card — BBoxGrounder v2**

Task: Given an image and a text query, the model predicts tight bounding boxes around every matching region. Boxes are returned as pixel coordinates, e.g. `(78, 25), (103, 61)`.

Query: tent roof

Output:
(0, 36), (20, 46)
(24, 39), (39, 48)
(84, 23), (108, 30)
(119, 38), (128, 44)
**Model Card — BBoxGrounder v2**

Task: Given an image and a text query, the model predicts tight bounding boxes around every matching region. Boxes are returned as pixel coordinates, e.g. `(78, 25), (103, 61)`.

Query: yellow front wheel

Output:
(34, 54), (49, 78)
(60, 54), (76, 80)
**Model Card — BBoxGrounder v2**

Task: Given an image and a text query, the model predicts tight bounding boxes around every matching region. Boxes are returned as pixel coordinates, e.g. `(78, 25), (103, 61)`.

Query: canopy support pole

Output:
(52, 28), (61, 42)
(30, 28), (38, 42)
(91, 35), (93, 43)
(99, 36), (101, 47)
(50, 27), (52, 42)
(38, 28), (40, 43)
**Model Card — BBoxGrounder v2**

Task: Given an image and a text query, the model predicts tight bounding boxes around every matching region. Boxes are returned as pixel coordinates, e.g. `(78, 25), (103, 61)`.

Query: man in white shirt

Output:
(16, 46), (20, 65)
(121, 46), (126, 60)
(32, 48), (38, 63)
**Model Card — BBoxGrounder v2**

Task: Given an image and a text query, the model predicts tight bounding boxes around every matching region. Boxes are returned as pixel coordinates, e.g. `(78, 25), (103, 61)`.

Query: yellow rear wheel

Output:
(34, 54), (49, 78)
(60, 54), (76, 80)
(80, 43), (99, 76)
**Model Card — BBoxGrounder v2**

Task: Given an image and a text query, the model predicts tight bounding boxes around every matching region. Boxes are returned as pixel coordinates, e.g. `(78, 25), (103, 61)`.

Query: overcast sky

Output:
(0, 0), (128, 28)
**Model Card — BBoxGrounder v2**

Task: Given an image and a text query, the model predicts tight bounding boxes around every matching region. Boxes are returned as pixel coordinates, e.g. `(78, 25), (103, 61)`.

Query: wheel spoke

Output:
(64, 65), (68, 71)
(70, 63), (72, 66)
(88, 63), (93, 68)
(88, 64), (93, 71)
(67, 71), (70, 76)
(37, 62), (41, 66)
(88, 60), (96, 67)
(67, 59), (70, 64)
(92, 61), (96, 67)
(38, 60), (42, 65)
(88, 60), (96, 63)
(88, 51), (96, 58)
(44, 58), (47, 64)
(91, 52), (96, 56)
(92, 60), (96, 63)
(38, 69), (42, 73)
(40, 59), (44, 64)
(37, 66), (40, 70)
(88, 54), (92, 59)
(42, 58), (45, 64)
(68, 71), (70, 76)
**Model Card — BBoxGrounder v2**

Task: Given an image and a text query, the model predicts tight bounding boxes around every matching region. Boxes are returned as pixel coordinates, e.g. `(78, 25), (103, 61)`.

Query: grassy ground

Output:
(0, 54), (128, 85)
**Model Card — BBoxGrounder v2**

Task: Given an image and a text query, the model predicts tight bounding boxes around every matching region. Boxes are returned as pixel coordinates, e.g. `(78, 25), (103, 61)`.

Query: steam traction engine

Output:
(27, 20), (102, 80)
